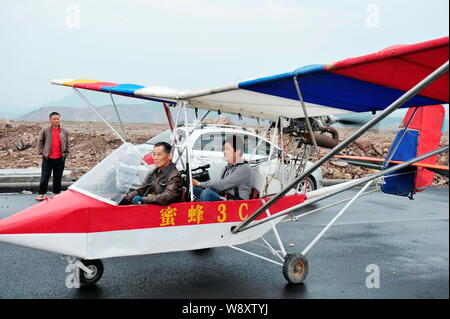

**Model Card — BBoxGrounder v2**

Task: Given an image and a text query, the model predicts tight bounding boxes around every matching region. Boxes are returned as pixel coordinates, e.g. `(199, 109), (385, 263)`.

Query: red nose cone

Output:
(0, 190), (89, 234)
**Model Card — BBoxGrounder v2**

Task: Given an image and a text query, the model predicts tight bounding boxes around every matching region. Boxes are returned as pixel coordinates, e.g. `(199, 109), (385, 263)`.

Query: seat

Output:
(249, 187), (260, 199)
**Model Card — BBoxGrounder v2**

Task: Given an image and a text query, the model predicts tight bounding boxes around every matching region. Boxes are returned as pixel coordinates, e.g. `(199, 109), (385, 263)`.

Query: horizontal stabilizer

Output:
(330, 155), (449, 178)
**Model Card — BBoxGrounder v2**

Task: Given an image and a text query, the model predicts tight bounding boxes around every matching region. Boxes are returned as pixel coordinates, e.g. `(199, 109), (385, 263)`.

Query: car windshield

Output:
(70, 143), (151, 205)
(145, 129), (186, 145)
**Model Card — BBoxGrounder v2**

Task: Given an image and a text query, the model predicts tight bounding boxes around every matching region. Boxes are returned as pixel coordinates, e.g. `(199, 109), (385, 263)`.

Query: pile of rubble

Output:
(0, 120), (167, 179)
(319, 129), (449, 186)
(0, 119), (448, 186)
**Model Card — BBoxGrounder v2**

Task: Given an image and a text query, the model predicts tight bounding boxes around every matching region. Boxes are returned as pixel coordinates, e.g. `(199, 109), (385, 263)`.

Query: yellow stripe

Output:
(63, 79), (99, 87)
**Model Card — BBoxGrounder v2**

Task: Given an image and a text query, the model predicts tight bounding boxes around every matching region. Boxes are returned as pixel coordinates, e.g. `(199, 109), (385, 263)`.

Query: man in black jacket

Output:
(121, 142), (182, 206)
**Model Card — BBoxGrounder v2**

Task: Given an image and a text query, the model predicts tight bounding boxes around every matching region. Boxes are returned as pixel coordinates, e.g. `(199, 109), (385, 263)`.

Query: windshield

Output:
(70, 143), (153, 205)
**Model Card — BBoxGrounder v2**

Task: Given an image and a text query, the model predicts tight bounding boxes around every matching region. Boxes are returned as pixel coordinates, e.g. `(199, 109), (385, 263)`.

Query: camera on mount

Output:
(181, 164), (211, 183)
(192, 165), (211, 182)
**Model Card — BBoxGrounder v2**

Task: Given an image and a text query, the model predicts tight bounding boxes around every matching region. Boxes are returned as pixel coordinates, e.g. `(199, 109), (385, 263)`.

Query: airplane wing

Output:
(51, 36), (448, 120)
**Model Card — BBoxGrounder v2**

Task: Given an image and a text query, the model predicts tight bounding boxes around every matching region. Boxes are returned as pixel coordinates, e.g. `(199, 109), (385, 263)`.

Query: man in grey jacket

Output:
(36, 112), (69, 201)
(192, 135), (252, 201)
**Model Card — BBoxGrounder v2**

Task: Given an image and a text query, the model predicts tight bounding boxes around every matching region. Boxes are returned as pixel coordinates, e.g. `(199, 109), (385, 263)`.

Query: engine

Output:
(283, 116), (339, 149)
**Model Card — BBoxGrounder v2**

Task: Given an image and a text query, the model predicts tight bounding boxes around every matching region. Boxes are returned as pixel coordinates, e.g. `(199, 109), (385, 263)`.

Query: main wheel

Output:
(79, 259), (104, 286)
(282, 253), (308, 284)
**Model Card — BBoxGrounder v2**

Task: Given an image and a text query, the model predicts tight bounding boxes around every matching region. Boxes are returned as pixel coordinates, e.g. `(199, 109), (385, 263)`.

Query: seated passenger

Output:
(121, 142), (182, 206)
(192, 135), (252, 201)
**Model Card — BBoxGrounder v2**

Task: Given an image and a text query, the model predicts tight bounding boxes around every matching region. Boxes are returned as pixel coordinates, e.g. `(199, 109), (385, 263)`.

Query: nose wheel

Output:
(63, 256), (104, 288)
(282, 253), (308, 284)
(79, 259), (104, 286)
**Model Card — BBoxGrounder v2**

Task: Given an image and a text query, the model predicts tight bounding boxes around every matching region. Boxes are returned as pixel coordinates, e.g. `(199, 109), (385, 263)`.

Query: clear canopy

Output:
(70, 143), (154, 205)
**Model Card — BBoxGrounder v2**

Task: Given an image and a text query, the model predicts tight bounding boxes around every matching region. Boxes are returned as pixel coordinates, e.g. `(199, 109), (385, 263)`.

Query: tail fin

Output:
(381, 105), (445, 198)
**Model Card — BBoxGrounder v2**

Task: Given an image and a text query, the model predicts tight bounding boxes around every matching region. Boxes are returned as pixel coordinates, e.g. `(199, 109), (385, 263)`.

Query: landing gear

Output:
(282, 253), (308, 284)
(79, 259), (104, 286)
(62, 256), (104, 288)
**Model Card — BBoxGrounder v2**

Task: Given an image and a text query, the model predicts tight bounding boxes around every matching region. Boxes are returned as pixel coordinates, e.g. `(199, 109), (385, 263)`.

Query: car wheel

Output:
(295, 176), (316, 193)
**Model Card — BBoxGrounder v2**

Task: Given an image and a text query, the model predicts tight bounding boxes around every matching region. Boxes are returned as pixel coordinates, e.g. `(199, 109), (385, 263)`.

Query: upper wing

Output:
(50, 79), (179, 105)
(51, 36), (448, 120)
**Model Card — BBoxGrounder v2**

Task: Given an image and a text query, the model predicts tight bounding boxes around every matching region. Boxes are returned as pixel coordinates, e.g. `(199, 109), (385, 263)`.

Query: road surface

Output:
(0, 187), (448, 300)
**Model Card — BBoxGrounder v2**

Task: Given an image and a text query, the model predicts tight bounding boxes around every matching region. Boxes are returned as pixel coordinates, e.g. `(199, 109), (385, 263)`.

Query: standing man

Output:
(36, 112), (69, 201)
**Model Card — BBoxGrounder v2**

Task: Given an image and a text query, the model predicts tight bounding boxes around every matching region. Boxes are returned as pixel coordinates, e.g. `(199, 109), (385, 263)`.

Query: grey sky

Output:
(0, 0), (448, 114)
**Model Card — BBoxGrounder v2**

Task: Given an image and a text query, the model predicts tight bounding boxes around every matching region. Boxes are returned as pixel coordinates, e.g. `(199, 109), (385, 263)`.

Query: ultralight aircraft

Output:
(0, 36), (448, 288)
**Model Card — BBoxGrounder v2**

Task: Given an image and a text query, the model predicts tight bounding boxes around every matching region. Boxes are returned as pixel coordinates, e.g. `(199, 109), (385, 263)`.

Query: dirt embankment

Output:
(0, 119), (448, 186)
(313, 129), (448, 186)
(0, 120), (168, 174)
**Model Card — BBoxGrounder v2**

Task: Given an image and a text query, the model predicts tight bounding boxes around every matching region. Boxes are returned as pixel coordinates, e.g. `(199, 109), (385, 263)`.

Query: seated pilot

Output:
(121, 142), (182, 206)
(192, 135), (252, 201)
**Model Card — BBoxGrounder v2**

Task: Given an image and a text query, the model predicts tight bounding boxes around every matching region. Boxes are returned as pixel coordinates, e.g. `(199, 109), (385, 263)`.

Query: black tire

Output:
(282, 253), (308, 284)
(79, 259), (104, 286)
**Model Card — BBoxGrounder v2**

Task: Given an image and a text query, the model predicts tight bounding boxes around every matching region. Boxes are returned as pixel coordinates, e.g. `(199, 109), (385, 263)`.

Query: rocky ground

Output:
(0, 119), (448, 186)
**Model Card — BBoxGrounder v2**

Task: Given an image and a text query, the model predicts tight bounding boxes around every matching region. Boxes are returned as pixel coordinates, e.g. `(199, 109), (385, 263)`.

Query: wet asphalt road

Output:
(0, 187), (448, 299)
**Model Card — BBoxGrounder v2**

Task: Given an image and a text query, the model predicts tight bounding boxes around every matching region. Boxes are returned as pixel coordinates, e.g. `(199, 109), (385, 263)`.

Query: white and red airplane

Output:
(0, 36), (448, 288)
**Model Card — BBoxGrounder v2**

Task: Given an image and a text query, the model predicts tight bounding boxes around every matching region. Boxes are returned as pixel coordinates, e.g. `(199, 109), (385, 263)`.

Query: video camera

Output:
(181, 164), (211, 182)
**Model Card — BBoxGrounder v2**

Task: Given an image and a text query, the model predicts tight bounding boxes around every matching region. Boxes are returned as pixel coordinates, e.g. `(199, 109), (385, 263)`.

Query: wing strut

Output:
(109, 91), (128, 141)
(293, 76), (320, 159)
(72, 87), (154, 172)
(232, 60), (449, 234)
(301, 179), (374, 255)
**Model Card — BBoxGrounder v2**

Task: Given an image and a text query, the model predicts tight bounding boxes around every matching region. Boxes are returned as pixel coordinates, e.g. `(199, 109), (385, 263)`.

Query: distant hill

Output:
(15, 103), (259, 125)
(17, 104), (169, 123)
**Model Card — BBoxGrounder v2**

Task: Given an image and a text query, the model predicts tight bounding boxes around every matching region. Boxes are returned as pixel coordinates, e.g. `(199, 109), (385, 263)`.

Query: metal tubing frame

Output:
(232, 60), (449, 234)
(279, 187), (380, 224)
(248, 122), (272, 161)
(301, 180), (374, 256)
(261, 119), (280, 196)
(164, 102), (187, 172)
(109, 91), (128, 141)
(227, 199), (292, 267)
(293, 76), (320, 159)
(185, 108), (211, 135)
(278, 117), (288, 187)
(261, 199), (287, 257)
(73, 87), (154, 172)
(228, 245), (283, 267)
(163, 103), (175, 132)
(74, 88), (127, 144)
(181, 102), (195, 201)
(233, 144), (448, 232)
(260, 236), (285, 262)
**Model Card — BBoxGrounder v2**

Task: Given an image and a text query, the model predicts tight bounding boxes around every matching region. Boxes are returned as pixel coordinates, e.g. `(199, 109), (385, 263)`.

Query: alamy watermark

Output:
(66, 4), (80, 29)
(365, 4), (380, 29)
(365, 264), (380, 288)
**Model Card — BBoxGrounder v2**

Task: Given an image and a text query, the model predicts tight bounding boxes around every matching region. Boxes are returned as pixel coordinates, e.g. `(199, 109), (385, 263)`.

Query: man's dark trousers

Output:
(38, 157), (65, 195)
